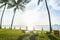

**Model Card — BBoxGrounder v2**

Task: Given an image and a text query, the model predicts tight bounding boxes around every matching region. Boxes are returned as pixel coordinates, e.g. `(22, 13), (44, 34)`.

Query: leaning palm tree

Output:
(38, 0), (52, 33)
(8, 0), (31, 29)
(45, 0), (52, 33)
(0, 0), (9, 29)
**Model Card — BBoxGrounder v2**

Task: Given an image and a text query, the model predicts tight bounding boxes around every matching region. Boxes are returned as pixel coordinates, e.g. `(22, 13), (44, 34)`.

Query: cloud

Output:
(1, 0), (60, 26)
(22, 10), (40, 25)
(25, 0), (43, 10)
(48, 0), (60, 10)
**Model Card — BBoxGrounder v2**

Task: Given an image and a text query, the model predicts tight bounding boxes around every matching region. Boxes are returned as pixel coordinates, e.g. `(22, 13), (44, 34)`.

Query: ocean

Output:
(2, 25), (60, 31)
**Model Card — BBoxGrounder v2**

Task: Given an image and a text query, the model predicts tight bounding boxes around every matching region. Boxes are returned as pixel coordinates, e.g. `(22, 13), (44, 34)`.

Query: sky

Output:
(0, 0), (60, 30)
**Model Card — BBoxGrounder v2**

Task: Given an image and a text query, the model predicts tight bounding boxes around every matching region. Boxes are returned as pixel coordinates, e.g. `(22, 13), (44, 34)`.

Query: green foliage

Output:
(0, 29), (60, 40)
(23, 37), (29, 40)
(0, 0), (8, 8)
(0, 0), (8, 3)
(0, 3), (6, 8)
(0, 29), (23, 40)
(7, 0), (29, 9)
(23, 0), (31, 4)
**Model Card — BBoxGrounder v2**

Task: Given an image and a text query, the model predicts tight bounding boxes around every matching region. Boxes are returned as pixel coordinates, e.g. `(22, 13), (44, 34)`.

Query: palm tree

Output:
(0, 0), (9, 29)
(38, 0), (52, 33)
(8, 0), (31, 29)
(45, 0), (52, 33)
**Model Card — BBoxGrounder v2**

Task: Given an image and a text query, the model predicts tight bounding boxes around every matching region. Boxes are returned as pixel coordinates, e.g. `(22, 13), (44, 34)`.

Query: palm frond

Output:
(23, 0), (31, 4)
(17, 0), (22, 4)
(0, 0), (8, 3)
(0, 0), (3, 3)
(2, 0), (8, 2)
(0, 1), (3, 3)
(8, 0), (25, 11)
(0, 3), (6, 8)
(38, 0), (43, 5)
(8, 3), (12, 5)
(24, 0), (31, 3)
(8, 0), (16, 5)
(19, 6), (25, 11)
(19, 4), (25, 8)
(7, 4), (15, 9)
(11, 0), (16, 4)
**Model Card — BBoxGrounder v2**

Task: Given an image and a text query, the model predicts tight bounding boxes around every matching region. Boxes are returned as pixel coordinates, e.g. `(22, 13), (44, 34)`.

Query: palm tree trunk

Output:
(0, 4), (6, 29)
(45, 0), (52, 33)
(10, 10), (16, 29)
(38, 0), (40, 5)
(26, 26), (28, 31)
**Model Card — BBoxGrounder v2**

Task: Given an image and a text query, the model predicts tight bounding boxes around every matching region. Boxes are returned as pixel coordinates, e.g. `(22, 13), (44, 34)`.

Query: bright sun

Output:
(22, 10), (40, 30)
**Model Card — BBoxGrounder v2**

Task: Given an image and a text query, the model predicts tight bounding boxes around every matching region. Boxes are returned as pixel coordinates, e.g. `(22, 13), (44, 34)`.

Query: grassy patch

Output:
(0, 29), (60, 40)
(0, 29), (23, 40)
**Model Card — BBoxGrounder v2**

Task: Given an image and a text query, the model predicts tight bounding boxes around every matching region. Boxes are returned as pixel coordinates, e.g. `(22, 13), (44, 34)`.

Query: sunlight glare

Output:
(22, 10), (40, 30)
